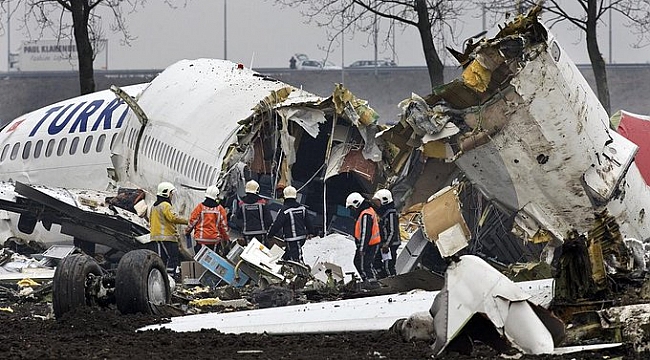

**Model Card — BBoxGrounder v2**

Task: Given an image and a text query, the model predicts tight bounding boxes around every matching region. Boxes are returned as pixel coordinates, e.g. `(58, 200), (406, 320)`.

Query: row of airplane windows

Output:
(0, 133), (116, 163)
(125, 128), (218, 186)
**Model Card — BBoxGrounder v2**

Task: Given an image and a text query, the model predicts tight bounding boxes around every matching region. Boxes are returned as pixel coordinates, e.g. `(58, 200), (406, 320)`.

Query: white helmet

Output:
(245, 180), (260, 194)
(205, 185), (220, 200)
(346, 192), (364, 209)
(157, 182), (176, 198)
(373, 189), (393, 205)
(283, 186), (297, 199)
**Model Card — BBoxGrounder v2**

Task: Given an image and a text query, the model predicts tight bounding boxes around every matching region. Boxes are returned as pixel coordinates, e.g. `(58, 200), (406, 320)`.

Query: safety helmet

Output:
(373, 189), (393, 205)
(205, 185), (220, 200)
(345, 192), (364, 209)
(157, 182), (176, 198)
(283, 186), (297, 199)
(245, 180), (260, 194)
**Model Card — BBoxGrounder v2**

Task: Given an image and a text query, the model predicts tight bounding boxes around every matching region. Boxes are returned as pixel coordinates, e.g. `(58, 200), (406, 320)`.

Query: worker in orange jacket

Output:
(187, 186), (230, 257)
(346, 192), (381, 282)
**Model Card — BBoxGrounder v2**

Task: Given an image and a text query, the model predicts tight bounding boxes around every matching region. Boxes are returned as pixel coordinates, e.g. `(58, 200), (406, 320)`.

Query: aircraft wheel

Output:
(115, 249), (170, 315)
(52, 253), (102, 319)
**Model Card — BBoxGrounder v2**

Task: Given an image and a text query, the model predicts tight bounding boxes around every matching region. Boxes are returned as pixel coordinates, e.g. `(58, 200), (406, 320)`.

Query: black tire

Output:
(52, 253), (102, 319)
(115, 249), (170, 315)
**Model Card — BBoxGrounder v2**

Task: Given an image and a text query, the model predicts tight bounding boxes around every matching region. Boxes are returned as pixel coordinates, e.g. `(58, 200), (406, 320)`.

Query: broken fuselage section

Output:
(110, 59), (393, 235)
(383, 10), (650, 280)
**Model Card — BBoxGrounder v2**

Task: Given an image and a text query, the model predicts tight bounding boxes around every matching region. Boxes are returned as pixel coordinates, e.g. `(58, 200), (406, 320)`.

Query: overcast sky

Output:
(1, 0), (649, 71)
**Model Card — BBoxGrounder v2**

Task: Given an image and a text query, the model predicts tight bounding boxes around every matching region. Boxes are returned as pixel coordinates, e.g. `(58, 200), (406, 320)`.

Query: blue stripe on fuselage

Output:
(28, 98), (130, 137)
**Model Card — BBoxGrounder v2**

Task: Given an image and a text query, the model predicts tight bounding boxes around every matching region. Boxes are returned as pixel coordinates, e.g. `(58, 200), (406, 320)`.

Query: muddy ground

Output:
(0, 299), (641, 360)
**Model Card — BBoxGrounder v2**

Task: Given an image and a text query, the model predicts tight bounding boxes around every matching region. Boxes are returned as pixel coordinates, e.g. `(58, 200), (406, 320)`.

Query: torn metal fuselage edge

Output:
(108, 59), (396, 237)
(384, 13), (650, 251)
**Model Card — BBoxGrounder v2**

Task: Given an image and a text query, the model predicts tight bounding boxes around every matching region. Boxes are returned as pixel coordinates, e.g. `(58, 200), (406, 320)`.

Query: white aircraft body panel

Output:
(454, 32), (650, 242)
(111, 59), (320, 214)
(302, 233), (360, 282)
(0, 84), (147, 190)
(139, 278), (553, 334)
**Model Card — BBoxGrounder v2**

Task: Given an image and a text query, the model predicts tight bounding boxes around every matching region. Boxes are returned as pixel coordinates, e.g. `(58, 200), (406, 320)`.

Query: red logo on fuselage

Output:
(4, 119), (26, 133)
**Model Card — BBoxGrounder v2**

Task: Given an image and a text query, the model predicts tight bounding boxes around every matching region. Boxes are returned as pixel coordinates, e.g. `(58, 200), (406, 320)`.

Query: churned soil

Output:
(0, 300), (640, 360)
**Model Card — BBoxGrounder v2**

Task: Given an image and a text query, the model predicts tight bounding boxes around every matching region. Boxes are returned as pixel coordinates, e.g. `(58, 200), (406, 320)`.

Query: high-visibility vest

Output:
(189, 203), (229, 244)
(355, 207), (381, 246)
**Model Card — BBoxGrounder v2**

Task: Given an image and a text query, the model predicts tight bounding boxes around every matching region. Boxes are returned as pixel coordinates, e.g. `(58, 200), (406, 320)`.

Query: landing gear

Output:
(52, 253), (103, 318)
(115, 249), (170, 315)
(52, 249), (171, 318)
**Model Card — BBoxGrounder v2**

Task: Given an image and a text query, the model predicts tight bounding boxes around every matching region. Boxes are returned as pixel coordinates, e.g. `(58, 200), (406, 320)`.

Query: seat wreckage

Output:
(2, 6), (650, 357)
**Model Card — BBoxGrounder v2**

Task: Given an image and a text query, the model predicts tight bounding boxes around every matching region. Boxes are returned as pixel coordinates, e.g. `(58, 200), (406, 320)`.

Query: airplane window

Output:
(194, 162), (201, 182)
(203, 164), (210, 184)
(180, 154), (186, 173)
(151, 139), (157, 161)
(155, 141), (163, 162)
(160, 143), (167, 163)
(131, 128), (137, 149)
(34, 140), (43, 158)
(46, 139), (55, 157)
(83, 135), (93, 154)
(1, 144), (9, 162)
(199, 163), (206, 184)
(143, 135), (150, 157)
(69, 136), (79, 155)
(10, 142), (20, 160)
(128, 128), (134, 149)
(151, 138), (157, 159)
(192, 160), (201, 181)
(132, 129), (137, 149)
(109, 134), (117, 150)
(174, 151), (181, 171)
(150, 139), (156, 160)
(22, 141), (32, 160)
(96, 134), (106, 152)
(187, 158), (194, 178)
(162, 143), (169, 164)
(209, 167), (217, 185)
(193, 159), (199, 180)
(57, 138), (68, 156)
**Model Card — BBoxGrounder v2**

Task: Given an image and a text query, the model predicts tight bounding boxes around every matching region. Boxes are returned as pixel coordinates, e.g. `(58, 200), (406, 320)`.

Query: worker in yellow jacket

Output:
(149, 181), (188, 277)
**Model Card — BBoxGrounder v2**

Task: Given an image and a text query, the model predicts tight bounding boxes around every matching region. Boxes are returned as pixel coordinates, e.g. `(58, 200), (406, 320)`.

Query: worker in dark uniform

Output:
(372, 188), (401, 277)
(346, 192), (381, 283)
(235, 180), (273, 246)
(268, 186), (314, 263)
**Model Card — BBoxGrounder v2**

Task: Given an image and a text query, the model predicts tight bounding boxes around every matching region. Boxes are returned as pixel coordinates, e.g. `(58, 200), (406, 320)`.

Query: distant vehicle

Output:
(296, 59), (325, 70)
(296, 59), (342, 70)
(348, 59), (397, 68)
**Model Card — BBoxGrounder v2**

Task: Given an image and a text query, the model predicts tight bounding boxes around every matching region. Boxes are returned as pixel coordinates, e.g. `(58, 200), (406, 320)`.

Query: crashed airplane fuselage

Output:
(386, 12), (650, 256)
(0, 59), (390, 249)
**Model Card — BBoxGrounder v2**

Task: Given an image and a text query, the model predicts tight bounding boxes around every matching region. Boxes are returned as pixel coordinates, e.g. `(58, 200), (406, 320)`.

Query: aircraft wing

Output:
(0, 181), (149, 253)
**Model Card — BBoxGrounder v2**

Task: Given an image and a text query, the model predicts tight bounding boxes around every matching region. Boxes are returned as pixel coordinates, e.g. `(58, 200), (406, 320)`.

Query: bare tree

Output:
(276, 0), (472, 90)
(0, 1), (176, 95)
(483, 0), (650, 115)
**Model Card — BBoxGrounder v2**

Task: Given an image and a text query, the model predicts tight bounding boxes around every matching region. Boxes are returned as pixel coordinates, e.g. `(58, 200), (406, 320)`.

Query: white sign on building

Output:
(18, 39), (108, 71)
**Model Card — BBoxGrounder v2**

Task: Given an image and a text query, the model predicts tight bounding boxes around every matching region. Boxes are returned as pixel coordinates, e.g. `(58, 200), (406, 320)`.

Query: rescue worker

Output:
(267, 186), (314, 263)
(186, 185), (230, 257)
(346, 192), (381, 283)
(235, 180), (273, 246)
(372, 189), (401, 277)
(149, 182), (188, 278)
